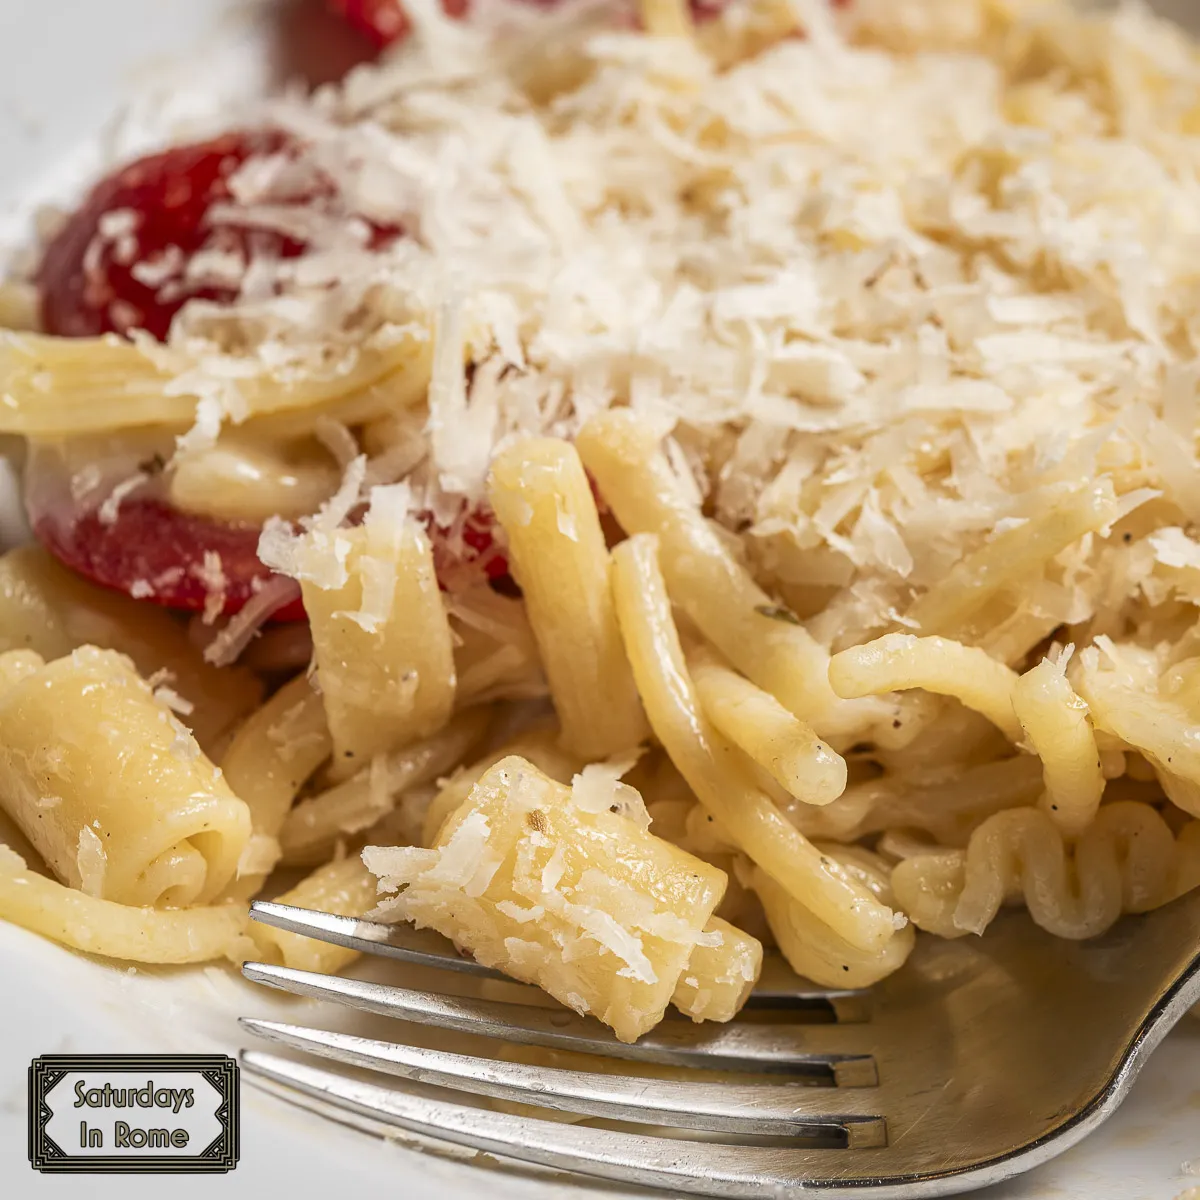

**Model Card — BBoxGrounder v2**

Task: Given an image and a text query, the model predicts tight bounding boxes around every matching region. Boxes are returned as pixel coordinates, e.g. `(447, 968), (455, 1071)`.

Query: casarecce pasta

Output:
(1, 0), (1200, 1041)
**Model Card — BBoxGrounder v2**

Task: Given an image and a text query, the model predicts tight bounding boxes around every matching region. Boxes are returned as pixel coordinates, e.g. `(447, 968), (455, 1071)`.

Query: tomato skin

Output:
(329, 0), (847, 48)
(38, 131), (303, 342)
(329, 0), (470, 49)
(28, 493), (306, 619)
(27, 476), (508, 621)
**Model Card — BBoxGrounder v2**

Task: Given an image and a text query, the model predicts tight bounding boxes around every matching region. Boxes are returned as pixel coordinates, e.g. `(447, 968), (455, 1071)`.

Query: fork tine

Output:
(248, 901), (872, 1022)
(241, 1051), (884, 1198)
(240, 1017), (887, 1144)
(241, 962), (878, 1084)
(250, 901), (504, 981)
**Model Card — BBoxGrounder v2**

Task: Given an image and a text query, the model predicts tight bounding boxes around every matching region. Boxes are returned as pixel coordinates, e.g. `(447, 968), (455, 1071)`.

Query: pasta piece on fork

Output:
(363, 755), (760, 1043)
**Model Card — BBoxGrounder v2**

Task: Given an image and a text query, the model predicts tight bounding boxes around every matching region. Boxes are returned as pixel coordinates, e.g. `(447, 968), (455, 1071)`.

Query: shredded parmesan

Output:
(75, 826), (107, 897)
(75, 0), (1200, 669)
(203, 575), (302, 666)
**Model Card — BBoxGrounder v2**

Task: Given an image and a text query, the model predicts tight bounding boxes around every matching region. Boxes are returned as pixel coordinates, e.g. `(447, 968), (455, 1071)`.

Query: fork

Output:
(238, 887), (1200, 1198)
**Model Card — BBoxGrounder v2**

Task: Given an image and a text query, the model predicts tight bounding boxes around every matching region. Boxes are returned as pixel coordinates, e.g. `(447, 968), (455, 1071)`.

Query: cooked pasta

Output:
(3, 0), (1200, 1047)
(892, 804), (1200, 940)
(670, 917), (762, 1023)
(247, 856), (378, 974)
(0, 328), (431, 436)
(364, 756), (750, 1043)
(609, 533), (898, 954)
(689, 645), (846, 806)
(829, 633), (1023, 744)
(0, 847), (249, 963)
(577, 411), (878, 741)
(752, 846), (916, 988)
(220, 673), (333, 894)
(1012, 650), (1105, 837)
(278, 706), (491, 864)
(0, 546), (261, 747)
(488, 437), (646, 759)
(0, 646), (251, 907)
(299, 505), (457, 780)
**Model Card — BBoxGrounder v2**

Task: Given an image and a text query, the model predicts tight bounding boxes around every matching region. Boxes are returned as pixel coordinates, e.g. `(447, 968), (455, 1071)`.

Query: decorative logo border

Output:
(28, 1055), (239, 1174)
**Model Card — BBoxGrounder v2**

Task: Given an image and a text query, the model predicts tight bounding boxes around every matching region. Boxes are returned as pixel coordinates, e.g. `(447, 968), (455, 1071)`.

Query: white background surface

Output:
(0, 2), (1198, 1198)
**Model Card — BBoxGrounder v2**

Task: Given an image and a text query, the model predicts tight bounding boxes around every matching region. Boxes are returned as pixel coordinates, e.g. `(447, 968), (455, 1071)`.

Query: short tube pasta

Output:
(610, 533), (897, 953)
(420, 722), (582, 848)
(488, 437), (647, 759)
(0, 646), (252, 908)
(689, 647), (846, 806)
(670, 917), (762, 1022)
(302, 512), (456, 779)
(829, 633), (1023, 744)
(364, 755), (733, 1043)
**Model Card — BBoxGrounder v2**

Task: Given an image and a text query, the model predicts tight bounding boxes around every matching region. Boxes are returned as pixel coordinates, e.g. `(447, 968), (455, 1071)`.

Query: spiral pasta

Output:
(892, 803), (1200, 941)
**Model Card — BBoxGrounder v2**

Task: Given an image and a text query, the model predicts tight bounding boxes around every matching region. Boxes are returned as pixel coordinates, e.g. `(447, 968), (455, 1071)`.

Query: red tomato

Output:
(329, 0), (847, 49)
(328, 0), (470, 49)
(27, 480), (509, 620)
(38, 129), (399, 342)
(32, 130), (506, 618)
(41, 131), (295, 341)
(29, 493), (308, 620)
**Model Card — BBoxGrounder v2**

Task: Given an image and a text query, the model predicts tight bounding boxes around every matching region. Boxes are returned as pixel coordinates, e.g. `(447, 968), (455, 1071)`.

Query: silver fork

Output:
(239, 888), (1200, 1198)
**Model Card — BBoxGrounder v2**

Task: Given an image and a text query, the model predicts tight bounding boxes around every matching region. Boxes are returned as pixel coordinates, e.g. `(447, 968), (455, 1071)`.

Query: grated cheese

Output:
(75, 826), (107, 897)
(86, 0), (1200, 671)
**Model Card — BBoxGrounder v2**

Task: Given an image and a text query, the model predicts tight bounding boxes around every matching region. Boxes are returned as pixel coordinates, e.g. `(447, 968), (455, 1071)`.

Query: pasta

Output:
(247, 856), (378, 974)
(300, 509), (457, 780)
(689, 645), (846, 806)
(488, 437), (647, 759)
(893, 803), (1200, 941)
(0, 646), (251, 907)
(609, 533), (899, 954)
(2, 0), (1200, 1052)
(751, 847), (916, 988)
(577, 411), (880, 741)
(829, 633), (1023, 744)
(0, 545), (261, 747)
(0, 847), (249, 964)
(278, 706), (491, 864)
(0, 328), (431, 436)
(364, 756), (750, 1043)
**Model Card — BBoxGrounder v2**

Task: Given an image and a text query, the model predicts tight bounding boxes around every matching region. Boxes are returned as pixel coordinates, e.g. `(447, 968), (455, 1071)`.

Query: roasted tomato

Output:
(328, 0), (470, 49)
(33, 130), (506, 618)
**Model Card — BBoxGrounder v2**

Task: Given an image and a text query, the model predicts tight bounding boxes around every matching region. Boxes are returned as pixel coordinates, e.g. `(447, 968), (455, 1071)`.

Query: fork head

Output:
(239, 887), (1200, 1197)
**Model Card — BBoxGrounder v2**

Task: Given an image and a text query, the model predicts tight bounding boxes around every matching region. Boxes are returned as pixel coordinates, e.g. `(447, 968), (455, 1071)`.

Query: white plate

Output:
(0, 3), (1198, 1196)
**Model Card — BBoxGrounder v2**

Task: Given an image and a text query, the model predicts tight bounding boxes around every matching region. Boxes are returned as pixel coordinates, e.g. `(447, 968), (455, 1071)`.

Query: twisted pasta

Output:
(1012, 650), (1104, 836)
(892, 802), (1200, 940)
